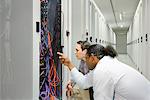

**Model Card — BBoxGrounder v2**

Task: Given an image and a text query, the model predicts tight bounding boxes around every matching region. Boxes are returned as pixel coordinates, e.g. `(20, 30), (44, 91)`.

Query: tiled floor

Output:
(71, 54), (136, 100)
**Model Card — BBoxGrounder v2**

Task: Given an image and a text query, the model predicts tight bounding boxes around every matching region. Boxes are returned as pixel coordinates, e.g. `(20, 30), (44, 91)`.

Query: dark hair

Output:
(87, 44), (118, 59)
(104, 45), (118, 58)
(77, 40), (91, 50)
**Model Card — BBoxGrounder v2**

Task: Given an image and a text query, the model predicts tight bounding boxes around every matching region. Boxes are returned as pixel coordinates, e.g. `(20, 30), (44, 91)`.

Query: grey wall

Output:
(71, 0), (83, 68)
(116, 34), (127, 54)
(0, 0), (33, 100)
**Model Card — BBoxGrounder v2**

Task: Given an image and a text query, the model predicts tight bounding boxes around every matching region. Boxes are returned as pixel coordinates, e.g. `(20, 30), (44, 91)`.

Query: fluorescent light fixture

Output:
(120, 25), (123, 28)
(119, 13), (122, 20)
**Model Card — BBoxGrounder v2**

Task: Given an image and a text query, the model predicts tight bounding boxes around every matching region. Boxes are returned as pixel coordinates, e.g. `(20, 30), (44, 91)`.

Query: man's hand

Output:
(66, 80), (74, 97)
(57, 52), (74, 70)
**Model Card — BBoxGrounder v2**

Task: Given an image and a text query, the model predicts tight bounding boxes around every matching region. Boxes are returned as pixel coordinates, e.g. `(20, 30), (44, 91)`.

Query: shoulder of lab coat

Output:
(92, 56), (126, 100)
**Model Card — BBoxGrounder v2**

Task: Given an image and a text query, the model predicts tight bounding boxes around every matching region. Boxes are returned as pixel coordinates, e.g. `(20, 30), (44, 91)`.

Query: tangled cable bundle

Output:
(40, 0), (62, 99)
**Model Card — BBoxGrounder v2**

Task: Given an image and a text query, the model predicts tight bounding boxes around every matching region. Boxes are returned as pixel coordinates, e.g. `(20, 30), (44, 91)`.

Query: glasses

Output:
(84, 53), (97, 61)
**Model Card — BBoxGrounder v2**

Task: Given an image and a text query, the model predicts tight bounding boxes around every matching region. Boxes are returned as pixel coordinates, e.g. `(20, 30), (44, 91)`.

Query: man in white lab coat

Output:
(58, 44), (150, 100)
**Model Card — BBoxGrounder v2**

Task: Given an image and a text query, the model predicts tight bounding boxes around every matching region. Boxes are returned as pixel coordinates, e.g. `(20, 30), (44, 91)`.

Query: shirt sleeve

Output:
(71, 67), (93, 89)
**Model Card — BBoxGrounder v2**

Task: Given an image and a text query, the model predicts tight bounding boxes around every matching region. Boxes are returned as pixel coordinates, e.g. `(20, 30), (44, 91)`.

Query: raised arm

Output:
(57, 52), (74, 70)
(57, 52), (93, 89)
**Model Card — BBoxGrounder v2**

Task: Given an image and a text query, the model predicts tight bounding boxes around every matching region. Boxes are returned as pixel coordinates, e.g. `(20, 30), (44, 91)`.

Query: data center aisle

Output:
(117, 54), (137, 70)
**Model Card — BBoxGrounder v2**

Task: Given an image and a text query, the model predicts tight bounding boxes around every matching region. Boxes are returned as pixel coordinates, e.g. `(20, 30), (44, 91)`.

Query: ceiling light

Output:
(120, 25), (123, 28)
(119, 13), (122, 20)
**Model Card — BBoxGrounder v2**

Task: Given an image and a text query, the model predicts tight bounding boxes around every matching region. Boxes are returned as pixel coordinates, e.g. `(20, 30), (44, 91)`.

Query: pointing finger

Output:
(57, 52), (63, 56)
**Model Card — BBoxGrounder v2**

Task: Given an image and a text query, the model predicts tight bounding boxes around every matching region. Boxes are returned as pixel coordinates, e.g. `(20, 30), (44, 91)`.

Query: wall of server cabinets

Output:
(0, 0), (40, 100)
(127, 0), (150, 80)
(61, 0), (116, 99)
(1, 0), (150, 99)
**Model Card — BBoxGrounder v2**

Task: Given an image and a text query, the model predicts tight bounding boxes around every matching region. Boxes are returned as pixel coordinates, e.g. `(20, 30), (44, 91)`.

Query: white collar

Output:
(100, 56), (114, 63)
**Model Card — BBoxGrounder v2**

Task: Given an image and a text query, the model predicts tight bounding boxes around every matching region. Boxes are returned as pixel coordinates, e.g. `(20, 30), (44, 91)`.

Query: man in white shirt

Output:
(57, 44), (150, 100)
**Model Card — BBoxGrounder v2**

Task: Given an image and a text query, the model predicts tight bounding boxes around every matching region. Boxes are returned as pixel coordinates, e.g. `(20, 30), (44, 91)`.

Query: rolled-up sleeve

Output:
(71, 67), (93, 89)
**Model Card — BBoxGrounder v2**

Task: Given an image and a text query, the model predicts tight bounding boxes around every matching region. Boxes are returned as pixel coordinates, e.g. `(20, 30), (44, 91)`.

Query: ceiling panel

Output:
(94, 0), (140, 34)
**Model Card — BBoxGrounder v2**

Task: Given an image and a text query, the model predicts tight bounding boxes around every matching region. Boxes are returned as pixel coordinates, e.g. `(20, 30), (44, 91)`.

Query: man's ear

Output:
(88, 55), (94, 62)
(92, 56), (99, 63)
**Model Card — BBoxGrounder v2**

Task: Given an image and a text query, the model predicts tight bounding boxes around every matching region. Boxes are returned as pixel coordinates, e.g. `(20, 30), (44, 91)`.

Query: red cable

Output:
(48, 32), (60, 97)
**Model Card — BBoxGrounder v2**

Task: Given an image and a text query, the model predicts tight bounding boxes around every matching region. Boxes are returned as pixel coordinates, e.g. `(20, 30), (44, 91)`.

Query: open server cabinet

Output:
(40, 0), (62, 99)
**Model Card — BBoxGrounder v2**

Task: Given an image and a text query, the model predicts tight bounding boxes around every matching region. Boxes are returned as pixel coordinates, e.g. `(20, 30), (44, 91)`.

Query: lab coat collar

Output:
(98, 56), (116, 63)
(94, 56), (114, 70)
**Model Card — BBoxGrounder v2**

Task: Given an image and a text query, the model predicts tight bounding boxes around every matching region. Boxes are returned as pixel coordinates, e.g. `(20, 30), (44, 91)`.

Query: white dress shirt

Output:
(71, 56), (150, 100)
